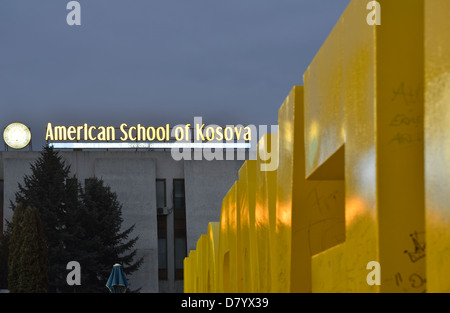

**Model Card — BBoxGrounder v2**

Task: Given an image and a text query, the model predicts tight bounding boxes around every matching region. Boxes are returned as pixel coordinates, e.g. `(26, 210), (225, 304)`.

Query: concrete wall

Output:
(184, 159), (243, 253)
(95, 157), (158, 293)
(3, 152), (40, 227)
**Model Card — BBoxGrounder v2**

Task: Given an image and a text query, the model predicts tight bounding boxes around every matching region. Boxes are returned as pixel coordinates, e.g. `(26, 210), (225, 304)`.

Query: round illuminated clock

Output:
(3, 123), (31, 149)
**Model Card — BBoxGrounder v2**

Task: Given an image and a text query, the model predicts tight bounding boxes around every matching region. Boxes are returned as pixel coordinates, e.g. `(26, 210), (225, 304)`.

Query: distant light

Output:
(3, 123), (31, 149)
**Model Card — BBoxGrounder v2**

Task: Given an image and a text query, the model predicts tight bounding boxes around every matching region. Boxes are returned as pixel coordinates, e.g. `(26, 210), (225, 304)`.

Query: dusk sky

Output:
(0, 0), (351, 150)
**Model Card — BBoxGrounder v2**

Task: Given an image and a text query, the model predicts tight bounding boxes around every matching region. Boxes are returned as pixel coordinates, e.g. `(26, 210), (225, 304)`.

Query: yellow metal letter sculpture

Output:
(185, 0), (450, 293)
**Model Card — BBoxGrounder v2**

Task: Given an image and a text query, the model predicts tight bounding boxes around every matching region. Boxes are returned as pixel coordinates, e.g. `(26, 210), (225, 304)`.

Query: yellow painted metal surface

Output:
(195, 235), (208, 293)
(255, 134), (277, 293)
(184, 0), (449, 293)
(305, 0), (377, 293)
(306, 0), (425, 292)
(376, 0), (425, 293)
(217, 182), (238, 293)
(237, 160), (258, 292)
(185, 250), (197, 292)
(183, 254), (190, 292)
(425, 0), (450, 293)
(276, 86), (344, 292)
(207, 222), (220, 292)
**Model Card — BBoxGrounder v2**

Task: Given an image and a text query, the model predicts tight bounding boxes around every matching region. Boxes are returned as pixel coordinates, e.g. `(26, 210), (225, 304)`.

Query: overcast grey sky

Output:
(0, 0), (350, 150)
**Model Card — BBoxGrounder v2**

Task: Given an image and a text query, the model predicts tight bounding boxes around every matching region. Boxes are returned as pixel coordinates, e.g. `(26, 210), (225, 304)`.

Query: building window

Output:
(156, 179), (166, 209)
(0, 180), (3, 234)
(156, 179), (168, 280)
(157, 215), (168, 280)
(173, 179), (186, 280)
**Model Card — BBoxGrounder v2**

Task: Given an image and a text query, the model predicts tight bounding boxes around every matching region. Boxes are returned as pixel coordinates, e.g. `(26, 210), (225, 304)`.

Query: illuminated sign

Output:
(3, 123), (32, 149)
(46, 119), (253, 150)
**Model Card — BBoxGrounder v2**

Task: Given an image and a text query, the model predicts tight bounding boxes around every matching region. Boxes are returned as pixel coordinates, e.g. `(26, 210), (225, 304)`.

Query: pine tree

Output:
(12, 145), (74, 291)
(11, 146), (143, 292)
(8, 204), (48, 293)
(0, 228), (10, 289)
(58, 178), (91, 293)
(79, 178), (143, 292)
